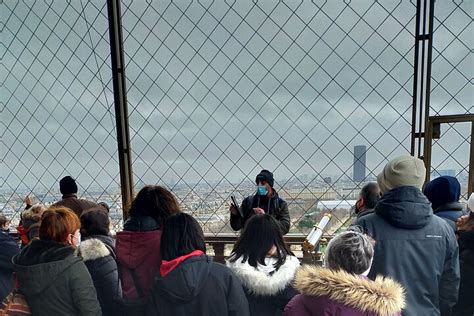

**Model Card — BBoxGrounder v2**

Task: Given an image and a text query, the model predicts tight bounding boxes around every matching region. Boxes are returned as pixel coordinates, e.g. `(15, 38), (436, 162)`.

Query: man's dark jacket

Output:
(230, 191), (290, 234)
(147, 255), (249, 316)
(355, 186), (459, 316)
(13, 239), (101, 316)
(453, 230), (474, 316)
(52, 194), (99, 218)
(0, 230), (19, 302)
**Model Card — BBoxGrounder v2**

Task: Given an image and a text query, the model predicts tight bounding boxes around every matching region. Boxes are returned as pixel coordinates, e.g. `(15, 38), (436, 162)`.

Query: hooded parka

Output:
(79, 236), (121, 316)
(13, 239), (101, 316)
(116, 215), (162, 299)
(283, 266), (405, 316)
(147, 255), (250, 316)
(355, 186), (460, 316)
(226, 255), (300, 316)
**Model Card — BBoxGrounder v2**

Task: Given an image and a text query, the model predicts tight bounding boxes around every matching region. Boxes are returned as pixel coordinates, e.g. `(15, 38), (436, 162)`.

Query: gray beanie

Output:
(377, 155), (426, 194)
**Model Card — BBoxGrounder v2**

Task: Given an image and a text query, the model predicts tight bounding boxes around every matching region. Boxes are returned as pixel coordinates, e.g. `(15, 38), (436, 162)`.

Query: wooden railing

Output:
(205, 233), (331, 265)
(9, 231), (329, 265)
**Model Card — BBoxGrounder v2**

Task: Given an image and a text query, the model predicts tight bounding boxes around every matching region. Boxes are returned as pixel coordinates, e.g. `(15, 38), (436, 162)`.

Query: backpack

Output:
(0, 274), (31, 316)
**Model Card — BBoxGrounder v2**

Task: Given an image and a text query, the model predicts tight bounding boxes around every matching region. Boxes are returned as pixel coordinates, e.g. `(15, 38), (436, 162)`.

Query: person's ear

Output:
(65, 233), (73, 245)
(359, 197), (365, 208)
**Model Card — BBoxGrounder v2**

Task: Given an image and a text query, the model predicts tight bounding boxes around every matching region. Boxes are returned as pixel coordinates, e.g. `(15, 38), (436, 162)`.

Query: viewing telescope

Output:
(302, 213), (332, 253)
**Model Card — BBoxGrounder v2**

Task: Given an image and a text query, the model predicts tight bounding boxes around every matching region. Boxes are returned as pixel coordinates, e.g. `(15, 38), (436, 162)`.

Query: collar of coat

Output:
(79, 238), (112, 262)
(294, 266), (405, 315)
(226, 255), (300, 296)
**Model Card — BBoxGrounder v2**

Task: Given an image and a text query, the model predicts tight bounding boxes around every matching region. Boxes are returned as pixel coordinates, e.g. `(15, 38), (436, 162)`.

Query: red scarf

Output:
(160, 250), (204, 277)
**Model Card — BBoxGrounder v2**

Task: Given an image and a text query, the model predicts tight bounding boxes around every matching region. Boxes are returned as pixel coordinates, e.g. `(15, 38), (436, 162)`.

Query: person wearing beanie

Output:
(230, 169), (290, 234)
(52, 176), (100, 218)
(355, 156), (460, 316)
(424, 176), (467, 231)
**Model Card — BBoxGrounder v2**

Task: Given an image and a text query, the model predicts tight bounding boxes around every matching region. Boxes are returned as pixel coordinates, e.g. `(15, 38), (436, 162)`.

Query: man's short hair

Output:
(360, 182), (381, 209)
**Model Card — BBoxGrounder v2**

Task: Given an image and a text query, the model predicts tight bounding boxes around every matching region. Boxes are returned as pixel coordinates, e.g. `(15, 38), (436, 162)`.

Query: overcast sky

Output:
(1, 0), (472, 196)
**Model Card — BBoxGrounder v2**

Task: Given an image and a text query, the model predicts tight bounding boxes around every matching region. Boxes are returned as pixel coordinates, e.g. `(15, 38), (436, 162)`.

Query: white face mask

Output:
(75, 233), (81, 247)
(71, 231), (81, 247)
(468, 193), (474, 211)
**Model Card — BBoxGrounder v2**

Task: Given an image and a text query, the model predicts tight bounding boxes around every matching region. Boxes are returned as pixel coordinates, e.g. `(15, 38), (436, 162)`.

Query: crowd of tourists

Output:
(0, 157), (473, 316)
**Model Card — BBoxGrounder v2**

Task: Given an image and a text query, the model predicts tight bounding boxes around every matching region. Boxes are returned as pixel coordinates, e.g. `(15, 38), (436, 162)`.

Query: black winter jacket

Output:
(0, 230), (19, 302)
(147, 255), (250, 316)
(226, 255), (300, 316)
(79, 236), (122, 316)
(231, 191), (290, 234)
(453, 230), (474, 316)
(356, 186), (460, 316)
(13, 239), (101, 316)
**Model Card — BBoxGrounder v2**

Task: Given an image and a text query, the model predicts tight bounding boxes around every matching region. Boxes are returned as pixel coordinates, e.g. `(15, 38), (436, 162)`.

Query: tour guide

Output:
(230, 170), (290, 234)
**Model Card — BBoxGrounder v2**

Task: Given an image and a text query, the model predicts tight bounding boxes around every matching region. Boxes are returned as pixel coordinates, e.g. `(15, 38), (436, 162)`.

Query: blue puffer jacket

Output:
(356, 186), (460, 316)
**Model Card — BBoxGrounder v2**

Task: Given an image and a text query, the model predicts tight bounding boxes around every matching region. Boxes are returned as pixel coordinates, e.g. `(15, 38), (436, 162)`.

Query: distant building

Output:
(431, 169), (456, 178)
(353, 145), (366, 182)
(280, 187), (337, 201)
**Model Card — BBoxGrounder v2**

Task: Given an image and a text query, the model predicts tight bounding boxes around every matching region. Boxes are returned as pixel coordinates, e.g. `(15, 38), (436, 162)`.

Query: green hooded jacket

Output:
(13, 239), (101, 316)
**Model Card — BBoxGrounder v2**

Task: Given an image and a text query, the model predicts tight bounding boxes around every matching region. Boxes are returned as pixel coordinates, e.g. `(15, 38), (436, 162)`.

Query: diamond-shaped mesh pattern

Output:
(430, 1), (473, 116)
(429, 122), (471, 202)
(427, 1), (472, 204)
(2, 1), (471, 235)
(122, 0), (417, 235)
(1, 1), (123, 228)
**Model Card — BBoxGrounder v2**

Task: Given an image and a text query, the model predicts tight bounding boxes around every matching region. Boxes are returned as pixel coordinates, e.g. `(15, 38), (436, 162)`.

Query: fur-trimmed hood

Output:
(226, 255), (300, 296)
(21, 204), (45, 222)
(79, 238), (112, 262)
(294, 266), (405, 315)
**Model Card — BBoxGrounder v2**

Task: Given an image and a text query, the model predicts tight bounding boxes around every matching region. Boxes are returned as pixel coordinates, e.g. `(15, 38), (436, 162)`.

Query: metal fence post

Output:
(411, 0), (435, 158)
(107, 0), (134, 219)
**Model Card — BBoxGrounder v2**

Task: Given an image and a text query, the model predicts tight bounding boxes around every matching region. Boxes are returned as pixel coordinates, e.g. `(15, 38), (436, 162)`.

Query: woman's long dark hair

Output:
(128, 185), (181, 227)
(229, 214), (293, 270)
(161, 213), (206, 261)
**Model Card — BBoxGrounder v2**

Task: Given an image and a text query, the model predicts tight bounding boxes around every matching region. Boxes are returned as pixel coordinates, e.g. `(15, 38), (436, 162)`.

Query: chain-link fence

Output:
(1, 1), (123, 227)
(1, 0), (472, 235)
(428, 0), (472, 203)
(122, 0), (417, 234)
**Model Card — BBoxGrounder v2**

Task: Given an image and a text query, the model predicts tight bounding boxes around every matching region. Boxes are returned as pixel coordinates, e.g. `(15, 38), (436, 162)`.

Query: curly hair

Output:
(325, 229), (375, 275)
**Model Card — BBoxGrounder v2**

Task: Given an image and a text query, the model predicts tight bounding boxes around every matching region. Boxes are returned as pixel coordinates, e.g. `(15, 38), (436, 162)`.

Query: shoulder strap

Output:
(128, 268), (145, 298)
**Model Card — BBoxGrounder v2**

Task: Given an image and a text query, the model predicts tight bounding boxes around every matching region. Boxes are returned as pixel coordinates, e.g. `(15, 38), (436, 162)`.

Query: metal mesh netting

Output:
(1, 1), (123, 227)
(430, 1), (472, 116)
(429, 122), (471, 202)
(428, 1), (472, 202)
(2, 1), (471, 235)
(122, 0), (416, 234)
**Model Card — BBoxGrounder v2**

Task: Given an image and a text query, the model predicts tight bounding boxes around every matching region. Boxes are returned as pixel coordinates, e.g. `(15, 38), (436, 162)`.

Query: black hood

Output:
(123, 215), (160, 232)
(154, 255), (211, 303)
(375, 186), (433, 229)
(13, 239), (80, 296)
